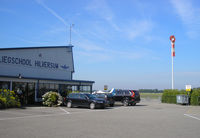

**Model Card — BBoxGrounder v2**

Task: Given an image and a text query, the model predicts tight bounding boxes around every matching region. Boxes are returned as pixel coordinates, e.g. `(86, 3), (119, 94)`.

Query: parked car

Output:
(129, 90), (141, 106)
(111, 89), (140, 106)
(92, 93), (115, 107)
(64, 93), (106, 109)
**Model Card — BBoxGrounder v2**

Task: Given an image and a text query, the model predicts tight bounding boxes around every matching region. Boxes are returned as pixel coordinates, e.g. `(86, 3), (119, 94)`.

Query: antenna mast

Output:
(69, 24), (74, 45)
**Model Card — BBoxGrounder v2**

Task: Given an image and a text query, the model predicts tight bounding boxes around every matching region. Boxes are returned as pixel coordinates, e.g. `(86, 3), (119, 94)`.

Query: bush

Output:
(0, 96), (7, 109)
(161, 89), (187, 104)
(0, 89), (21, 109)
(42, 91), (63, 107)
(190, 88), (200, 105)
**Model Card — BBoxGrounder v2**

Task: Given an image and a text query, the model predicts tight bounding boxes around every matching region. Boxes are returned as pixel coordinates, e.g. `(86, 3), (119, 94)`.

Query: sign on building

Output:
(0, 47), (74, 80)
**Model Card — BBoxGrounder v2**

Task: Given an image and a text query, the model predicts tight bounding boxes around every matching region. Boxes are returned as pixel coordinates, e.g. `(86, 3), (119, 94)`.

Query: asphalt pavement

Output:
(0, 99), (200, 138)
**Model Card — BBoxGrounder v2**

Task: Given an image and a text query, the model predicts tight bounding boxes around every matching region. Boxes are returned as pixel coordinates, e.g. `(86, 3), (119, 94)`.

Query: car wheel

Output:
(123, 99), (129, 106)
(67, 101), (72, 108)
(90, 102), (95, 109)
(110, 103), (114, 107)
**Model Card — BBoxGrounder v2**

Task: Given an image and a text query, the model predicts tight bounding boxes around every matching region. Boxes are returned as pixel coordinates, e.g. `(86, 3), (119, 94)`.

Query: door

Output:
(12, 82), (35, 105)
(79, 94), (89, 107)
(27, 83), (35, 104)
(71, 94), (80, 106)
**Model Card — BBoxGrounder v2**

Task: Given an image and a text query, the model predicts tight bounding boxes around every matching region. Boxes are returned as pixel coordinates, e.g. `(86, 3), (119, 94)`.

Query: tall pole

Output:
(170, 35), (175, 90)
(69, 24), (74, 45)
(172, 48), (174, 89)
(69, 24), (71, 45)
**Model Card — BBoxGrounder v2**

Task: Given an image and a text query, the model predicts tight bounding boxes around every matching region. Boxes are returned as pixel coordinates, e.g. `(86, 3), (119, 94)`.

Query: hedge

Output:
(190, 88), (200, 105)
(161, 89), (187, 104)
(162, 88), (200, 105)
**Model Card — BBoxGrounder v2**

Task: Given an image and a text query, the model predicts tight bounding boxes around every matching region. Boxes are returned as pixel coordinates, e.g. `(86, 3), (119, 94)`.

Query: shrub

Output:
(162, 89), (187, 104)
(0, 89), (21, 109)
(0, 96), (7, 109)
(42, 91), (63, 107)
(7, 96), (19, 108)
(190, 88), (200, 105)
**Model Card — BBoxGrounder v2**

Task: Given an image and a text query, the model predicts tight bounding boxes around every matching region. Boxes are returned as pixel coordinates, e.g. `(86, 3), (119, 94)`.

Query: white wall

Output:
(0, 47), (74, 80)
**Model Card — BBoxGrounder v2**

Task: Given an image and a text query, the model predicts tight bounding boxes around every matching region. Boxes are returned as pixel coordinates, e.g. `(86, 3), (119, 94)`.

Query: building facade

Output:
(0, 46), (94, 104)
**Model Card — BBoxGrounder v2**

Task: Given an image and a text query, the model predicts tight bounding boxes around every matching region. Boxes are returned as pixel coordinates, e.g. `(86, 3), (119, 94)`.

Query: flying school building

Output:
(0, 46), (94, 104)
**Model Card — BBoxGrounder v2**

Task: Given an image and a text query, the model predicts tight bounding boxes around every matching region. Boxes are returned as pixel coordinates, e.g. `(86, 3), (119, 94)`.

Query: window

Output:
(69, 93), (75, 98)
(49, 84), (54, 89)
(80, 86), (91, 92)
(74, 94), (80, 99)
(38, 83), (48, 98)
(80, 94), (87, 99)
(38, 83), (59, 98)
(125, 91), (130, 95)
(72, 86), (78, 92)
(0, 81), (10, 90)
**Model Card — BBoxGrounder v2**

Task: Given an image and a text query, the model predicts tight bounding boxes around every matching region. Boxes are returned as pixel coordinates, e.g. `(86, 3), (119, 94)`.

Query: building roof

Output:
(0, 75), (95, 84)
(0, 46), (73, 51)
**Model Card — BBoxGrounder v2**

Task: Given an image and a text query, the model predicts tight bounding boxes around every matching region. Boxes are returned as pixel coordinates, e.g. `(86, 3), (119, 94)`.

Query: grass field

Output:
(140, 93), (163, 99)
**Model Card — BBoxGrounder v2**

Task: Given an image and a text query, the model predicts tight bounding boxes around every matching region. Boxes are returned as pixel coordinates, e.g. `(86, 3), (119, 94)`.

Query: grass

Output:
(140, 93), (163, 99)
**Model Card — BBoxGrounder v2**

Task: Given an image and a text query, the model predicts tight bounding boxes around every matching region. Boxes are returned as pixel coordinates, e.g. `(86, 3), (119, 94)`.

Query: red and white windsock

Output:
(170, 35), (176, 57)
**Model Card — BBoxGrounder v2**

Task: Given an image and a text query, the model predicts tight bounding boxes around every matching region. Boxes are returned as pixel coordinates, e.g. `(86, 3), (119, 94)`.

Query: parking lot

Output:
(0, 99), (200, 138)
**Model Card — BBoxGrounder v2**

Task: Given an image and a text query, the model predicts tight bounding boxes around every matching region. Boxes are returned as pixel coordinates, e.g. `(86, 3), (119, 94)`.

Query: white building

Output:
(0, 46), (94, 104)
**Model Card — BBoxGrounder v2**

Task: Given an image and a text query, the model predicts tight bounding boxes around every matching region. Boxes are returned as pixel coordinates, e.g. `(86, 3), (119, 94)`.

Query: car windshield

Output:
(85, 94), (96, 99)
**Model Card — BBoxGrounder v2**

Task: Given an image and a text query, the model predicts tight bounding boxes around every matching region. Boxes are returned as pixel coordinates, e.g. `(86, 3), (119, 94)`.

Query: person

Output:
(17, 88), (23, 106)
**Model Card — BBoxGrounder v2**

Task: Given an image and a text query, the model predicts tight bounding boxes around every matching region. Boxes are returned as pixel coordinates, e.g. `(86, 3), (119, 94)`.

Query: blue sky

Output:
(0, 0), (200, 90)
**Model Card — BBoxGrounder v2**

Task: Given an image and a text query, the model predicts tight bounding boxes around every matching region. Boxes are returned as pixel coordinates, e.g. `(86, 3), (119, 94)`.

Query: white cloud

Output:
(16, 37), (43, 44)
(86, 0), (120, 31)
(76, 51), (113, 62)
(75, 40), (104, 52)
(170, 0), (200, 38)
(75, 41), (154, 62)
(35, 0), (82, 44)
(44, 26), (66, 35)
(125, 20), (154, 40)
(35, 0), (157, 62)
(106, 49), (145, 60)
(35, 0), (69, 26)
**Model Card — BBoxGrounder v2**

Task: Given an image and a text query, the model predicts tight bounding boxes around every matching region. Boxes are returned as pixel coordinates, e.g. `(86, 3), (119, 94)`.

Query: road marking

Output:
(59, 107), (70, 114)
(185, 106), (200, 115)
(0, 113), (68, 121)
(184, 114), (200, 121)
(0, 106), (124, 121)
(0, 110), (32, 116)
(70, 106), (126, 114)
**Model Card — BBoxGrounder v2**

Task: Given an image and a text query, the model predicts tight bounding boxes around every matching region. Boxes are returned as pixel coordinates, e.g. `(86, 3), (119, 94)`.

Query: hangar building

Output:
(0, 46), (94, 104)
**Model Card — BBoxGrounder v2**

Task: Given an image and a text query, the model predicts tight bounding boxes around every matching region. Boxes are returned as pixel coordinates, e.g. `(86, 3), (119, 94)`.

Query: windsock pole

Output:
(170, 35), (176, 89)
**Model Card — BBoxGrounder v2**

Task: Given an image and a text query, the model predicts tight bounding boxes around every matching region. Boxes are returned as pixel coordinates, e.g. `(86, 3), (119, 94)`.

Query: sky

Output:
(0, 0), (200, 90)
